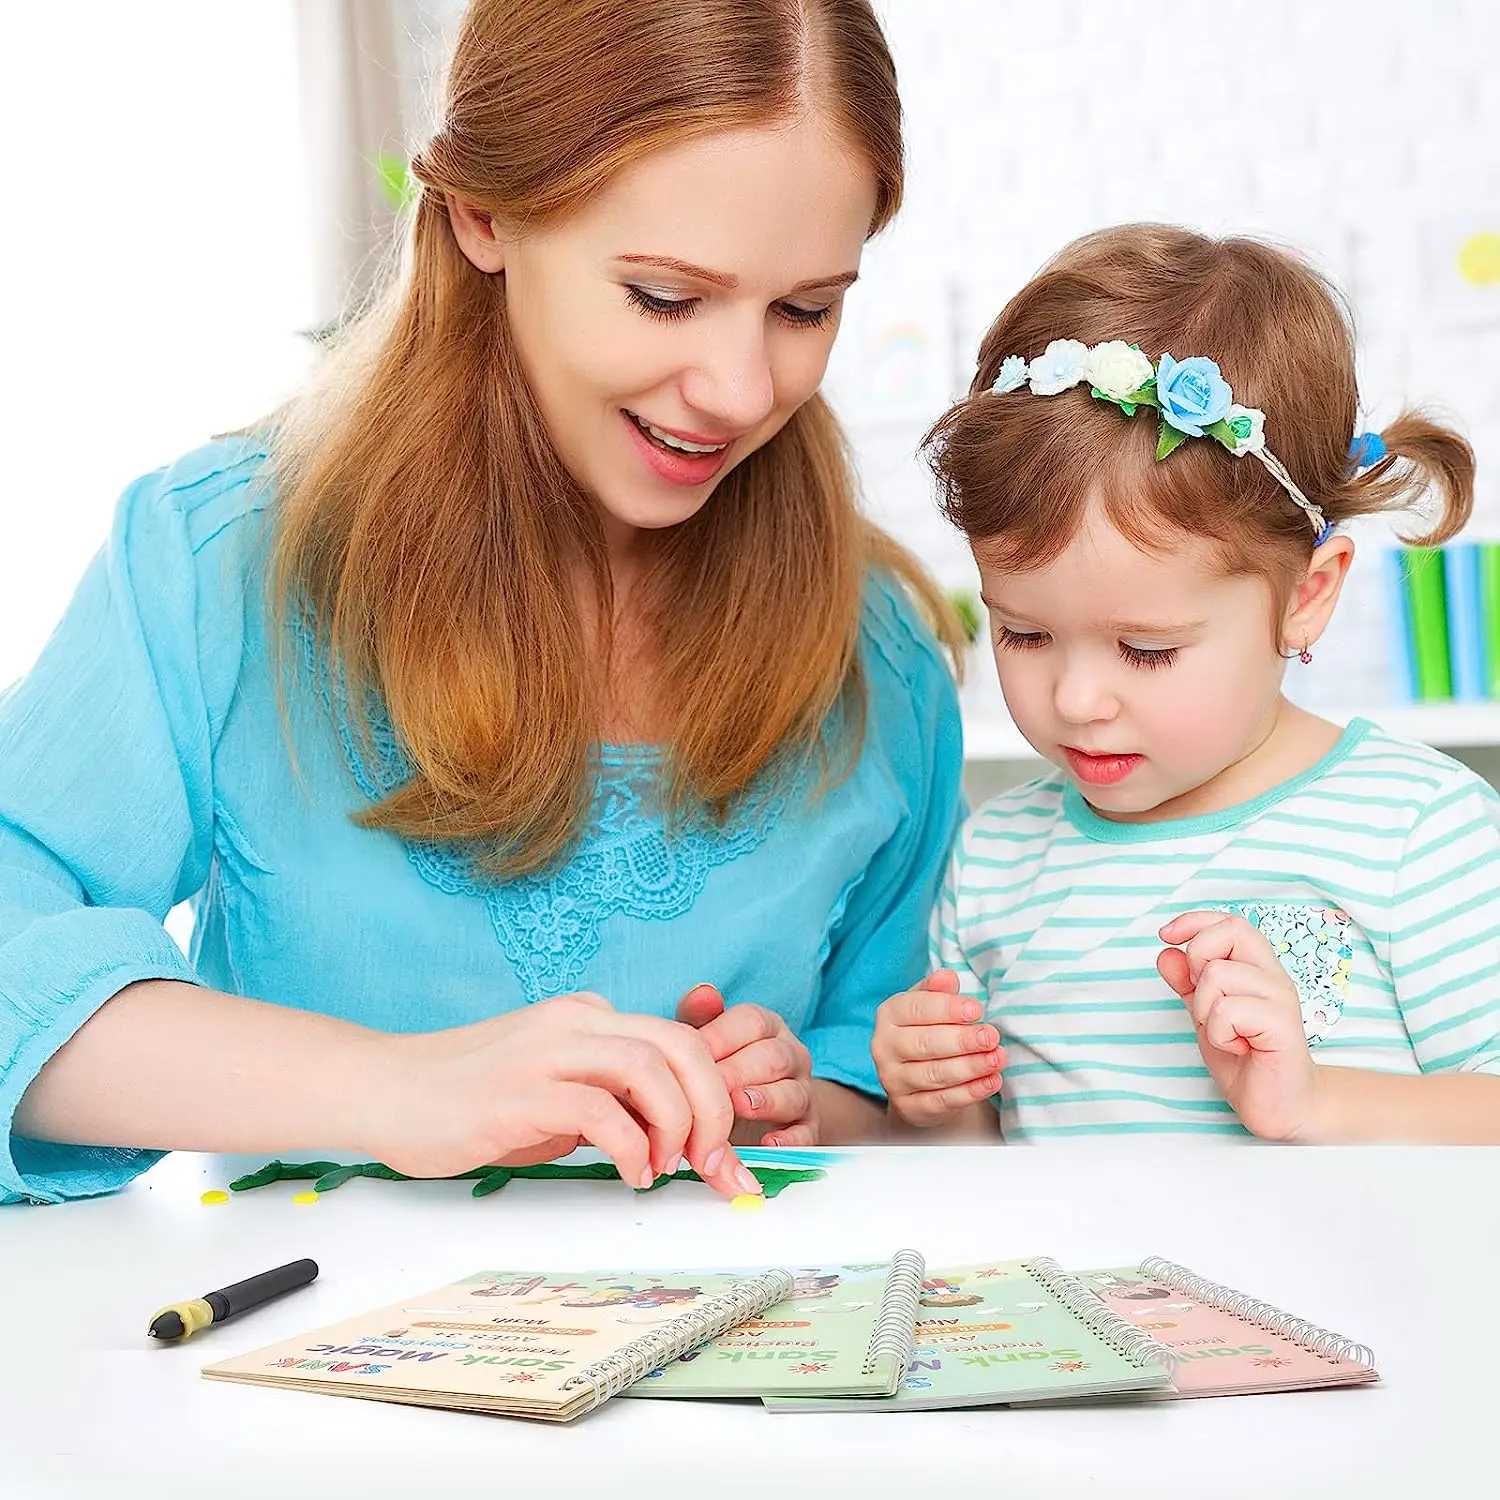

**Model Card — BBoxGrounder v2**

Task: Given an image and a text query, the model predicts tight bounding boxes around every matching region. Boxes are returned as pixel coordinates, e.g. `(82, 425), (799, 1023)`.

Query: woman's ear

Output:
(447, 194), (507, 273)
(1282, 533), (1355, 653)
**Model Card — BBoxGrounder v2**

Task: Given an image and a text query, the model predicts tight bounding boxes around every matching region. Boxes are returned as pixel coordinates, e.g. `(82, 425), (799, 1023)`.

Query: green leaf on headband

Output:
(1090, 387), (1137, 416)
(1156, 423), (1191, 460)
(1204, 418), (1241, 452)
(1128, 383), (1160, 409)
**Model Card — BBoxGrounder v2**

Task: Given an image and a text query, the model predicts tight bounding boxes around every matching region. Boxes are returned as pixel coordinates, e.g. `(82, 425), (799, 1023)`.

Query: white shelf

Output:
(962, 702), (1500, 763)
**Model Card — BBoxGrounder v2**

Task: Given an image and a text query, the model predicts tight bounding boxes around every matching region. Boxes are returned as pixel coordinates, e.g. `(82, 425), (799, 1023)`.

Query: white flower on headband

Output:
(1027, 339), (1090, 396)
(1084, 341), (1155, 403)
(1224, 403), (1266, 455)
(993, 354), (1029, 393)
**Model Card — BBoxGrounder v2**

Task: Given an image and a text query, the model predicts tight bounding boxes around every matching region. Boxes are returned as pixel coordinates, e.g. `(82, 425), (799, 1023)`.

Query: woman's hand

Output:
(675, 984), (819, 1147)
(370, 992), (763, 1198)
(1158, 911), (1324, 1141)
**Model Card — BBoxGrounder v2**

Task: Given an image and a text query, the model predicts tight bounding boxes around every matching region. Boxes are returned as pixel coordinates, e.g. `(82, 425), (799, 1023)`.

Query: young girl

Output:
(0, 0), (965, 1206)
(873, 224), (1500, 1144)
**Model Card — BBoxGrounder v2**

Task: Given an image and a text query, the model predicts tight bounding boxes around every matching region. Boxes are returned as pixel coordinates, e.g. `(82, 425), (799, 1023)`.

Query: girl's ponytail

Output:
(1334, 410), (1476, 547)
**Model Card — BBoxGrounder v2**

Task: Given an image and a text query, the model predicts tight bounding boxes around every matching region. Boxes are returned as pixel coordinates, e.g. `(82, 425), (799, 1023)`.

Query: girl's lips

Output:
(622, 410), (732, 487)
(1063, 747), (1144, 786)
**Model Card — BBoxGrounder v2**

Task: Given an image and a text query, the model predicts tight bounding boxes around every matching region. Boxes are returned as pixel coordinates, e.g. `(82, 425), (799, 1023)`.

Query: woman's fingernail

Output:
(637, 1166), (656, 1190)
(976, 1027), (998, 1050)
(734, 1164), (763, 1196)
(743, 1088), (764, 1112)
(960, 1000), (982, 1021)
(705, 1147), (726, 1177)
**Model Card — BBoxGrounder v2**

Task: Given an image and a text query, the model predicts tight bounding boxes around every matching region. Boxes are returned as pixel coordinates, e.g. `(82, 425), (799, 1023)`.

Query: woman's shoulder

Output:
(118, 431), (274, 560)
(858, 568), (954, 696)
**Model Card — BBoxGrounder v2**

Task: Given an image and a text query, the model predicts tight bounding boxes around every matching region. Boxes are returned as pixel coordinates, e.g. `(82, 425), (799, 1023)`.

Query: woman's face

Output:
(459, 116), (878, 551)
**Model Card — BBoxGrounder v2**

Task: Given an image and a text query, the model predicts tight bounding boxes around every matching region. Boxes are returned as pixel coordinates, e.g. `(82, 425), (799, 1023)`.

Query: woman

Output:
(0, 0), (964, 1205)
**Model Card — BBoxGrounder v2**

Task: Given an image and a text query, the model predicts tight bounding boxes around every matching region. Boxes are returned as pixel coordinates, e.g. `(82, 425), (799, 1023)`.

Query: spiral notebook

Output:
(1074, 1257), (1379, 1397)
(623, 1251), (925, 1399)
(763, 1257), (1175, 1411)
(200, 1267), (795, 1422)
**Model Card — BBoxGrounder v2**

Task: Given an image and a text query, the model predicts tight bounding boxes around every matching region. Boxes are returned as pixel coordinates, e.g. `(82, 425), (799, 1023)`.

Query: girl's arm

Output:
(1307, 1068), (1500, 1145)
(810, 1078), (888, 1141)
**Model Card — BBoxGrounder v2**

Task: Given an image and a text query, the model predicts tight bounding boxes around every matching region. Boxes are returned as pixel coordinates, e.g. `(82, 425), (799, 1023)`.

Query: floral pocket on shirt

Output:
(1225, 901), (1353, 1046)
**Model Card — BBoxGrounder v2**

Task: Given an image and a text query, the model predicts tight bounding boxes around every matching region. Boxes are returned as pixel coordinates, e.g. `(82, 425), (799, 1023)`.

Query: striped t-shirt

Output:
(931, 718), (1500, 1140)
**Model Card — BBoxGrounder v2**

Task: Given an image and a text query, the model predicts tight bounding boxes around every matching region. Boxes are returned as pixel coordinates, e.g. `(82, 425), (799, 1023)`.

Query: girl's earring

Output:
(1298, 639), (1313, 665)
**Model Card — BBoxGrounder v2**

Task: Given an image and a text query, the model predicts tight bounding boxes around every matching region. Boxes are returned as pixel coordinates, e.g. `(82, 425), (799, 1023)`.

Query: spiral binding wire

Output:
(861, 1248), (926, 1375)
(1137, 1256), (1375, 1368)
(1021, 1257), (1177, 1373)
(562, 1268), (795, 1411)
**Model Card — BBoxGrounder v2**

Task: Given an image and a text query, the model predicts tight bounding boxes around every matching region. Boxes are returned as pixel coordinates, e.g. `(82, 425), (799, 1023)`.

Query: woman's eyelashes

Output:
(623, 285), (834, 328)
(993, 626), (1179, 670)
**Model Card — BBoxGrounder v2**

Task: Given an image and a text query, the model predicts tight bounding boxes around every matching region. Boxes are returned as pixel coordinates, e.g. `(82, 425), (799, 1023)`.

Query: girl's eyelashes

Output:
(994, 626), (1180, 671)
(624, 285), (835, 329)
(1118, 643), (1179, 670)
(995, 626), (1049, 651)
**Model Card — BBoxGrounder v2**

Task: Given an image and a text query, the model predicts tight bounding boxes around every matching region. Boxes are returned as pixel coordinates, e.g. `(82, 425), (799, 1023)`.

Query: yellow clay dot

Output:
(1458, 233), (1500, 287)
(292, 1191), (320, 1205)
(730, 1193), (765, 1212)
(200, 1189), (229, 1206)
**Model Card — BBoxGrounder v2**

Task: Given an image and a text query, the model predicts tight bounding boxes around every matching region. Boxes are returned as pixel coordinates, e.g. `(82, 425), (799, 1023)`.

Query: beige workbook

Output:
(201, 1266), (794, 1422)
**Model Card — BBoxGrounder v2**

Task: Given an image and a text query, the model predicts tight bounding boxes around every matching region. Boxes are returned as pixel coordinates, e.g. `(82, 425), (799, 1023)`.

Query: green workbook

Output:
(762, 1257), (1175, 1411)
(622, 1250), (925, 1398)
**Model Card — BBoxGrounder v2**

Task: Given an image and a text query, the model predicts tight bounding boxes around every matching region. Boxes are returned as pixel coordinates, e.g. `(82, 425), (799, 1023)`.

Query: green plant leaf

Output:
(374, 152), (418, 212)
(1156, 423), (1192, 460)
(946, 589), (983, 644)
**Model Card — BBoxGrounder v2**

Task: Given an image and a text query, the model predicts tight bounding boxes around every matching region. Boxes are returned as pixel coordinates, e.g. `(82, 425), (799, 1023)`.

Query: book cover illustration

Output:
(1077, 1261), (1378, 1397)
(764, 1258), (1174, 1411)
(625, 1253), (923, 1398)
(202, 1267), (791, 1421)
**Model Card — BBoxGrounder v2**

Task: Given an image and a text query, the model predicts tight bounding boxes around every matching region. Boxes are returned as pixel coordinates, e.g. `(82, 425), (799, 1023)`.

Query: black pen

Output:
(148, 1257), (319, 1341)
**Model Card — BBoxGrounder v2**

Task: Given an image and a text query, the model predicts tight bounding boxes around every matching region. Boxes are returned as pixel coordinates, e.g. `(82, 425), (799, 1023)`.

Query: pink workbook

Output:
(1075, 1257), (1379, 1397)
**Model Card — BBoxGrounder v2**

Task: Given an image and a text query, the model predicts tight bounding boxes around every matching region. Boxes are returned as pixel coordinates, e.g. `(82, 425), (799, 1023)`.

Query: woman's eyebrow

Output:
(615, 253), (858, 294)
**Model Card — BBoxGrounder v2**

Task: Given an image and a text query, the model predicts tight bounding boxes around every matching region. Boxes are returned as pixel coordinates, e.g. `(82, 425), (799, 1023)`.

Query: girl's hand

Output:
(871, 969), (1005, 1127)
(371, 993), (763, 1199)
(675, 984), (819, 1147)
(1158, 911), (1325, 1141)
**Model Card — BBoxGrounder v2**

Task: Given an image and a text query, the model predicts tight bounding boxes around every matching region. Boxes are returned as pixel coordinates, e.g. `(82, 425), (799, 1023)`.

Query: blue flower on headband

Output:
(1350, 431), (1387, 469)
(1156, 353), (1233, 438)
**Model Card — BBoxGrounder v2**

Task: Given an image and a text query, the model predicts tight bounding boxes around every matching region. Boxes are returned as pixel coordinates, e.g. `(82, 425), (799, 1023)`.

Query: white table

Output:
(4, 1144), (1495, 1498)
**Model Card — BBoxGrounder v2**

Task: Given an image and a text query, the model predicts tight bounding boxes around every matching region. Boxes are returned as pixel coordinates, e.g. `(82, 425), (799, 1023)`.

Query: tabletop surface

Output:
(4, 1142), (1495, 1498)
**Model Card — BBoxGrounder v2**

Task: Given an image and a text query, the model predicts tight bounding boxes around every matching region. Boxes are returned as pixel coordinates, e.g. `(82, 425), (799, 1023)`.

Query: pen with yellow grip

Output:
(148, 1257), (319, 1341)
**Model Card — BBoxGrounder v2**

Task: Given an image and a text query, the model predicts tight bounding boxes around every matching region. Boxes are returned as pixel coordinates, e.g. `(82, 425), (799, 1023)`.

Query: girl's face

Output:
(975, 504), (1294, 822)
(465, 116), (877, 554)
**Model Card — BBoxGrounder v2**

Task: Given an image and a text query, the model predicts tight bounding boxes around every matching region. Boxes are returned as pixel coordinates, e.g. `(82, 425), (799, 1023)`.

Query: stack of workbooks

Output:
(202, 1252), (1378, 1422)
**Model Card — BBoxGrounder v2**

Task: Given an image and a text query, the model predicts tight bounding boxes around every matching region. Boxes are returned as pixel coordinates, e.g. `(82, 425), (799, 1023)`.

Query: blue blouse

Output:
(0, 437), (964, 1204)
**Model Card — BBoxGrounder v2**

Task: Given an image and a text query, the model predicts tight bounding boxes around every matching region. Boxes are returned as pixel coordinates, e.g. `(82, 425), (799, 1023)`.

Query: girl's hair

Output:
(925, 223), (1475, 620)
(267, 0), (960, 879)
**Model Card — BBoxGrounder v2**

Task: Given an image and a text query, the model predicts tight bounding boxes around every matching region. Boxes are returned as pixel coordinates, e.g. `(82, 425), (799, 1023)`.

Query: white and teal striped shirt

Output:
(932, 719), (1500, 1140)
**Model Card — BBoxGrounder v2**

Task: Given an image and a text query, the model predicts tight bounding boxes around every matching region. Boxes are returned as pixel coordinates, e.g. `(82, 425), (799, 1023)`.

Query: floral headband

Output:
(990, 339), (1337, 544)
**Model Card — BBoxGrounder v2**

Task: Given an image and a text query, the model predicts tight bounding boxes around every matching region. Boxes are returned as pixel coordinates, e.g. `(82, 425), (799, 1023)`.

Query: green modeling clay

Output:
(227, 1158), (824, 1199)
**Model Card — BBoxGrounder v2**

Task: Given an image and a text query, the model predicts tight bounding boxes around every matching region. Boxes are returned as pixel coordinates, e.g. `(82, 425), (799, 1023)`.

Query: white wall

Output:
(0, 1), (315, 687)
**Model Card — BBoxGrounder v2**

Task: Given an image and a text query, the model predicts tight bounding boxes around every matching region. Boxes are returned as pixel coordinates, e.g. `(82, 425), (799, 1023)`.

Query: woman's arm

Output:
(18, 977), (762, 1194)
